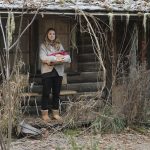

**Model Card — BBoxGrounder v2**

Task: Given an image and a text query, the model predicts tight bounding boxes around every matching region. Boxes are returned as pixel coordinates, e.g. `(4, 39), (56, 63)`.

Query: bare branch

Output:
(8, 9), (40, 51)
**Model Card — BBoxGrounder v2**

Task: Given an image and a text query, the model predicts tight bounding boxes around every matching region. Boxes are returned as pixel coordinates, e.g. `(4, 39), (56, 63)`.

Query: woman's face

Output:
(47, 30), (55, 41)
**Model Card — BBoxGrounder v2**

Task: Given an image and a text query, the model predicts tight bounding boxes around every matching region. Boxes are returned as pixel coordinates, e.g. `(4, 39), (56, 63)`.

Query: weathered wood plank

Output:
(78, 62), (100, 72)
(78, 53), (97, 62)
(68, 72), (103, 83)
(78, 45), (94, 54)
(32, 82), (102, 93)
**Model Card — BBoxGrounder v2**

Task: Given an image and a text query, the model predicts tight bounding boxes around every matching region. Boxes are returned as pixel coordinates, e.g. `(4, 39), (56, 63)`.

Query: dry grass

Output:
(0, 72), (29, 136)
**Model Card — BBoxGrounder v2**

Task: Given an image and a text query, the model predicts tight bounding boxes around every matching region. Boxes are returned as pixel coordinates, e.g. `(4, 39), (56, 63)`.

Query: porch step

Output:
(65, 82), (102, 92)
(30, 71), (102, 84)
(78, 62), (100, 72)
(78, 45), (94, 54)
(78, 53), (98, 62)
(67, 71), (103, 83)
(21, 90), (110, 116)
(20, 91), (100, 109)
(80, 36), (93, 45)
(32, 82), (102, 93)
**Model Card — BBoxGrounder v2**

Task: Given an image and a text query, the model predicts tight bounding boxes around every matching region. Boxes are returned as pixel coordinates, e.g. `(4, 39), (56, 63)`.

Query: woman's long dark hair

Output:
(44, 28), (61, 50)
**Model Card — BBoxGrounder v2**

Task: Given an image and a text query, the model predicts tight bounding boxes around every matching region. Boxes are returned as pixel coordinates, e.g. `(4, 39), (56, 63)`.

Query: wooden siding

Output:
(0, 16), (29, 72)
(38, 16), (70, 50)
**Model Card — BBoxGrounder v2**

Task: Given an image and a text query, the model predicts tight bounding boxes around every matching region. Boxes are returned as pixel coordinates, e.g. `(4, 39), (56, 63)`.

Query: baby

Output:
(47, 51), (68, 65)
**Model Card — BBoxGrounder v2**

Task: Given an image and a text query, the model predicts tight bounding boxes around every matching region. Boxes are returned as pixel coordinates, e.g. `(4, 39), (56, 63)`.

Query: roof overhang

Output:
(0, 1), (150, 16)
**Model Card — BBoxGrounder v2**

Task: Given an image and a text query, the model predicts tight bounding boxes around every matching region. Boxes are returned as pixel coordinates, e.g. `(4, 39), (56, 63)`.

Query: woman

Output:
(39, 28), (71, 122)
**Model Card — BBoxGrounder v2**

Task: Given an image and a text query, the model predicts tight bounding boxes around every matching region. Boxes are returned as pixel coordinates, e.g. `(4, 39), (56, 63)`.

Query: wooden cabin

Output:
(1, 0), (150, 106)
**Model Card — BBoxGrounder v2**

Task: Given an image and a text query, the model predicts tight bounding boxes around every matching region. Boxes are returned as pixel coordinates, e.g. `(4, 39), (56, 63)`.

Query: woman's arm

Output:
(39, 44), (57, 64)
(63, 55), (71, 63)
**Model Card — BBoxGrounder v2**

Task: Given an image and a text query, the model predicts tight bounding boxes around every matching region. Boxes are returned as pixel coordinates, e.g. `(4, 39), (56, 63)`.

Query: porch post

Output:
(111, 17), (117, 105)
(129, 24), (138, 80)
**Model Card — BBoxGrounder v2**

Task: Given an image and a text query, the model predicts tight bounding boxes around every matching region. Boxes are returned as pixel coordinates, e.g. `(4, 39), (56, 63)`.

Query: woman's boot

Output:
(41, 110), (51, 123)
(52, 110), (63, 122)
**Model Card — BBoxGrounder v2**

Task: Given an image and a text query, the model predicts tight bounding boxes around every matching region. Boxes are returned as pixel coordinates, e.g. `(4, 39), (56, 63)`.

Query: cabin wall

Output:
(38, 16), (70, 50)
(0, 15), (74, 75)
(13, 17), (29, 66)
(145, 18), (150, 69)
(1, 14), (150, 95)
(0, 15), (29, 74)
(111, 17), (150, 107)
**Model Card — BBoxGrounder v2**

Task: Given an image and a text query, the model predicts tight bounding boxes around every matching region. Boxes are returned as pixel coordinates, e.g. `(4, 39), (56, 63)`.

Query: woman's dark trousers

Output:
(41, 76), (62, 110)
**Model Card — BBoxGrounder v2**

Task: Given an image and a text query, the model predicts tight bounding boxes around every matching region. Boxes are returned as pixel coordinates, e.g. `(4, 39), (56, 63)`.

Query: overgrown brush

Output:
(0, 71), (29, 137)
(118, 64), (150, 126)
(62, 64), (150, 134)
(63, 98), (126, 134)
(92, 111), (126, 134)
(62, 13), (150, 134)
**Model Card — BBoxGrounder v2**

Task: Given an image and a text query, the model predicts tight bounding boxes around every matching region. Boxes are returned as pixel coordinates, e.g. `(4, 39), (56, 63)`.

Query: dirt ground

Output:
(10, 129), (150, 150)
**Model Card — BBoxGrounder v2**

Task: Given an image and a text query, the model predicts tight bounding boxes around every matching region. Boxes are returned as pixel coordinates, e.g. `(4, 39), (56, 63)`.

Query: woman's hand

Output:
(56, 54), (64, 63)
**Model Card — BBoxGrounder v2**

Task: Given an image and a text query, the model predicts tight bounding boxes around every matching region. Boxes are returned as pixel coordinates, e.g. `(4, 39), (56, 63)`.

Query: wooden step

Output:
(67, 71), (103, 83)
(78, 62), (100, 72)
(32, 82), (102, 93)
(21, 94), (74, 106)
(20, 91), (101, 110)
(30, 71), (103, 84)
(78, 45), (94, 54)
(21, 90), (109, 116)
(80, 32), (91, 38)
(80, 36), (93, 45)
(78, 53), (98, 62)
(66, 82), (102, 92)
